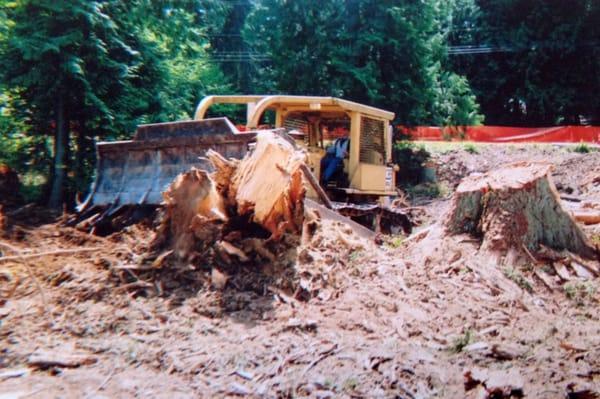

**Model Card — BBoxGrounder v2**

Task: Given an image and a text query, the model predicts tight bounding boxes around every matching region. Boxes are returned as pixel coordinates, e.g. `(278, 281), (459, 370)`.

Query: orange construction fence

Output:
(402, 126), (600, 144)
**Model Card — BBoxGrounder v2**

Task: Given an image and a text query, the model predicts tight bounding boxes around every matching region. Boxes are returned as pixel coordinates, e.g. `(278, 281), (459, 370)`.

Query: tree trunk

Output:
(444, 162), (597, 260)
(75, 117), (93, 194)
(49, 92), (69, 209)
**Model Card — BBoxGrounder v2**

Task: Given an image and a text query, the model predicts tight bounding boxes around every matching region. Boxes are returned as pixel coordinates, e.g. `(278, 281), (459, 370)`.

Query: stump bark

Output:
(444, 162), (597, 260)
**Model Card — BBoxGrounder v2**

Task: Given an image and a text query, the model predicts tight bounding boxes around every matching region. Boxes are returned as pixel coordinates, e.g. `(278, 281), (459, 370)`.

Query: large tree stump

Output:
(444, 162), (597, 259)
(152, 131), (307, 263)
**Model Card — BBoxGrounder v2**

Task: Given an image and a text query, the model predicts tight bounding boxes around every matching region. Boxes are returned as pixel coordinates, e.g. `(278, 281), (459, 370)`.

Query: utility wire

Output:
(448, 40), (600, 55)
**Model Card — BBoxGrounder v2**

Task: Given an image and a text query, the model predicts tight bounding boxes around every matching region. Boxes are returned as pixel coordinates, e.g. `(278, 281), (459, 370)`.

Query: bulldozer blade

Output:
(79, 118), (256, 211)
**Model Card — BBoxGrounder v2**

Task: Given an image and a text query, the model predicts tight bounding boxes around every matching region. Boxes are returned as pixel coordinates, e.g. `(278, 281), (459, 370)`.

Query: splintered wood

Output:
(153, 131), (307, 263)
(229, 131), (306, 238)
(444, 162), (598, 260)
(160, 169), (227, 259)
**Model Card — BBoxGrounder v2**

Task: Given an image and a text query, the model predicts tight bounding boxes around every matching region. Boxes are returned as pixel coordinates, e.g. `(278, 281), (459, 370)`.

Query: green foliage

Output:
(392, 141), (431, 186)
(564, 281), (596, 305)
(3, 0), (595, 208)
(113, 0), (230, 124)
(449, 0), (600, 125)
(243, 0), (483, 126)
(386, 236), (405, 249)
(0, 0), (230, 204)
(572, 142), (591, 154)
(450, 328), (474, 353)
(0, 93), (51, 203)
(502, 267), (533, 293)
(201, 0), (253, 93)
(463, 143), (479, 154)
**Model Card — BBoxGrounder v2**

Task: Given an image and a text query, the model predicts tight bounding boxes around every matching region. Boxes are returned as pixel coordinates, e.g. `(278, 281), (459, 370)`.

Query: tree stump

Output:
(151, 131), (307, 263)
(444, 162), (597, 260)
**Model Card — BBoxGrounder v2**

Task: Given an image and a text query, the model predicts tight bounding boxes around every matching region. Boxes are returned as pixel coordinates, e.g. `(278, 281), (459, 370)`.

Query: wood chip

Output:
(217, 241), (249, 262)
(0, 368), (29, 380)
(570, 261), (595, 279)
(464, 341), (489, 352)
(211, 268), (229, 290)
(151, 250), (174, 268)
(228, 382), (251, 396)
(490, 343), (524, 360)
(560, 341), (588, 353)
(553, 262), (572, 281)
(28, 352), (98, 369)
(534, 269), (556, 291)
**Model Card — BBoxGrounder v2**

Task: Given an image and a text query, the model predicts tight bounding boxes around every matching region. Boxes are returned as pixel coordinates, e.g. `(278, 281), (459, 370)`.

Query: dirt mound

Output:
(2, 145), (600, 398)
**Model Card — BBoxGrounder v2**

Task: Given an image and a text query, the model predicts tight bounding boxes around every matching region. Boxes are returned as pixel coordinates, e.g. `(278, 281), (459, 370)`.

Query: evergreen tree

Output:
(202, 0), (254, 93)
(243, 0), (482, 126)
(449, 0), (600, 125)
(0, 0), (147, 207)
(0, 0), (229, 206)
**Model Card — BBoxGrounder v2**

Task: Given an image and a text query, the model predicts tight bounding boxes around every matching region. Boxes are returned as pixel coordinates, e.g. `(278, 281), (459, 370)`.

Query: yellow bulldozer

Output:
(80, 95), (410, 232)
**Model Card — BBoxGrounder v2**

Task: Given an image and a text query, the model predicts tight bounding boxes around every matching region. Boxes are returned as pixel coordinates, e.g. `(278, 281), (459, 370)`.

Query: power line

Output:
(448, 40), (600, 55)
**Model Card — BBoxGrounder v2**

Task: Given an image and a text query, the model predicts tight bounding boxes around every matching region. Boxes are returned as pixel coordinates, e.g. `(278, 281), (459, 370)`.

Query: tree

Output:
(0, 0), (230, 207)
(243, 0), (482, 126)
(0, 0), (145, 207)
(114, 0), (230, 123)
(202, 0), (254, 93)
(449, 0), (600, 125)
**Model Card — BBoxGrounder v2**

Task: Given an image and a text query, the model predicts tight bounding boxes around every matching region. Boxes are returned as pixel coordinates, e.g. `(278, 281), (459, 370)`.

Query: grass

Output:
(463, 143), (479, 154)
(502, 267), (533, 293)
(450, 329), (474, 353)
(343, 377), (359, 391)
(348, 249), (363, 262)
(386, 236), (404, 249)
(564, 281), (597, 305)
(415, 140), (566, 156)
(572, 142), (591, 153)
(406, 181), (449, 199)
(347, 250), (364, 275)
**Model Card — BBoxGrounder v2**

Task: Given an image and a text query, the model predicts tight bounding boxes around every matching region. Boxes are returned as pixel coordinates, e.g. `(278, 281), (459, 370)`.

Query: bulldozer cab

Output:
(195, 95), (397, 198)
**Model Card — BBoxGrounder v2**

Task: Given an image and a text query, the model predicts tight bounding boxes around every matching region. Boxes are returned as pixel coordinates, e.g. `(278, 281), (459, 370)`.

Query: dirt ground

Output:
(1, 143), (599, 398)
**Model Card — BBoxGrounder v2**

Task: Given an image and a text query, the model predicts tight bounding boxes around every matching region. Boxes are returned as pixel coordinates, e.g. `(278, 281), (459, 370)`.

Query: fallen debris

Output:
(571, 210), (600, 225)
(0, 246), (102, 264)
(4, 143), (600, 398)
(0, 368), (29, 380)
(566, 383), (600, 399)
(27, 352), (98, 369)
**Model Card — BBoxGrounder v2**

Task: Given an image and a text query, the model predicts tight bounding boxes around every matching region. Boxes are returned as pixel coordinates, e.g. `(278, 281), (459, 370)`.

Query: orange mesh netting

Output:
(401, 126), (600, 143)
